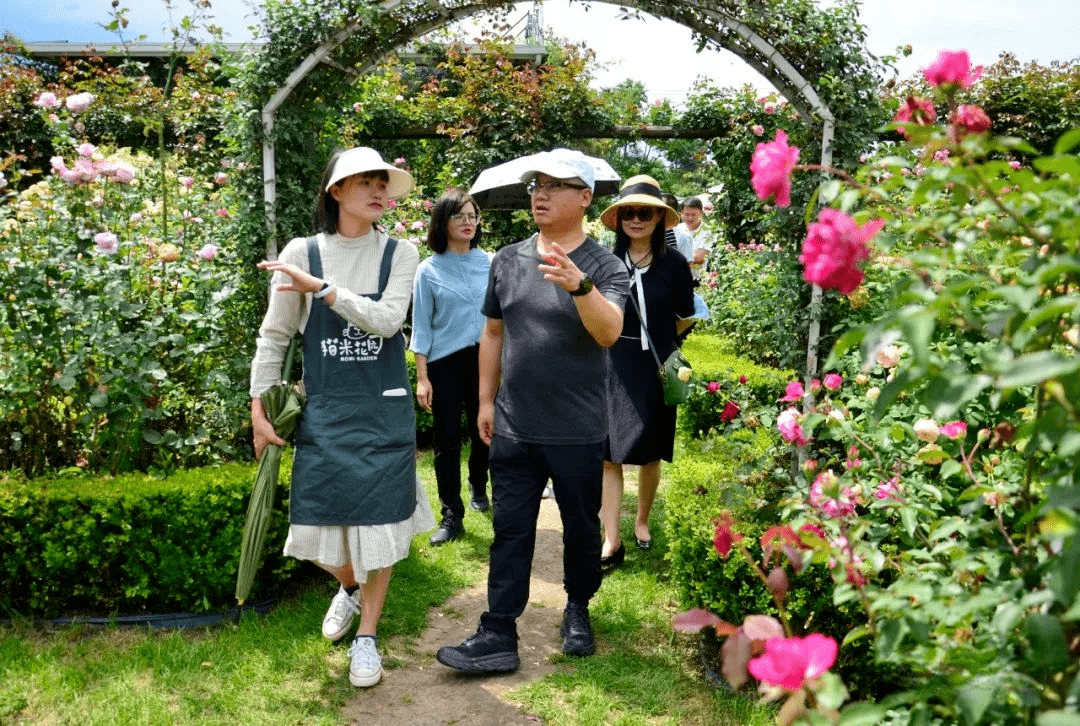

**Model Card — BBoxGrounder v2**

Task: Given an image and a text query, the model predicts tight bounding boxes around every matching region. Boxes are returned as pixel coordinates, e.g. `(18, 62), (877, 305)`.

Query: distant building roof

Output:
(19, 40), (547, 65)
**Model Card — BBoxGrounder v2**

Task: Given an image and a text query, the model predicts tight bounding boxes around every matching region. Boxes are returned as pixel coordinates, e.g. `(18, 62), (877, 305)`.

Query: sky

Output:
(2, 0), (1078, 105)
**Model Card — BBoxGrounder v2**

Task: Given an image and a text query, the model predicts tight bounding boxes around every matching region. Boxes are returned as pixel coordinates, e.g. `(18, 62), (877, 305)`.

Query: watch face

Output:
(572, 275), (594, 296)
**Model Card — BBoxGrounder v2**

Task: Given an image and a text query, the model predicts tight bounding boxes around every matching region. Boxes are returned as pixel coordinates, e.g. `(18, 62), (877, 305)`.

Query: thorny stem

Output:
(839, 520), (878, 637)
(969, 159), (1052, 246)
(736, 539), (793, 637)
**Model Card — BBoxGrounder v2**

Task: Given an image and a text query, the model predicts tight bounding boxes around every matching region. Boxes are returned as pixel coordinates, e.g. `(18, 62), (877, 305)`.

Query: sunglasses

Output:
(619, 206), (659, 222)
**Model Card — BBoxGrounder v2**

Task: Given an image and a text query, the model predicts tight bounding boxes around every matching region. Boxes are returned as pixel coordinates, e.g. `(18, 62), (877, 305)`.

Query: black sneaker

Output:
(429, 516), (464, 546)
(436, 627), (520, 673)
(561, 603), (595, 656)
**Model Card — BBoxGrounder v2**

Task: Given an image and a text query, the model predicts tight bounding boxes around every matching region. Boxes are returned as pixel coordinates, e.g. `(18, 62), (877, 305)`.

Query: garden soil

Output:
(341, 493), (578, 726)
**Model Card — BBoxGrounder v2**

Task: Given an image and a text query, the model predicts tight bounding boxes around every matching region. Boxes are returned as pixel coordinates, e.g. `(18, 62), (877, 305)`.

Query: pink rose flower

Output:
(94, 231), (119, 255)
(876, 344), (901, 368)
(823, 373), (843, 391)
(777, 407), (808, 447)
(924, 50), (983, 90)
(941, 420), (968, 440)
(393, 221), (407, 234)
(750, 129), (800, 207)
(706, 380), (721, 393)
(216, 208), (230, 218)
(410, 220), (425, 231)
(747, 634), (838, 691)
(34, 91), (59, 109)
(394, 157), (406, 166)
(779, 380), (804, 402)
(952, 105), (991, 134)
(713, 513), (742, 558)
(738, 375), (748, 385)
(809, 471), (857, 518)
(50, 156), (67, 171)
(180, 176), (195, 189)
(196, 244), (218, 260)
(107, 162), (136, 184)
(893, 96), (936, 138)
(800, 208), (882, 295)
(763, 102), (777, 115)
(810, 378), (821, 394)
(720, 401), (740, 423)
(1009, 160), (1021, 170)
(65, 92), (95, 113)
(751, 123), (764, 136)
(874, 477), (901, 501)
(214, 171), (228, 185)
(934, 149), (951, 163)
(77, 143), (96, 157)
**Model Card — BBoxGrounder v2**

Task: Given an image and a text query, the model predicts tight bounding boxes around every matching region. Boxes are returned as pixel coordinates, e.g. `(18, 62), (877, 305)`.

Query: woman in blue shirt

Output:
(411, 188), (492, 545)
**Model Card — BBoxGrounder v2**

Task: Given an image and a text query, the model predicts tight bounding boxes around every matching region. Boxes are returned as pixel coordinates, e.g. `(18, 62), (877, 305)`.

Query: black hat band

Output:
(619, 182), (663, 199)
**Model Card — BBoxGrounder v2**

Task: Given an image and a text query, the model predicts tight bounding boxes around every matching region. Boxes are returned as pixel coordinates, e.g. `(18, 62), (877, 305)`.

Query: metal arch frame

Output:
(259, 0), (840, 376)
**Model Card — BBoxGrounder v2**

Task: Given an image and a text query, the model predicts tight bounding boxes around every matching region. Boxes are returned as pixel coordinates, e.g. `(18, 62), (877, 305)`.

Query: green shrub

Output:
(0, 460), (300, 618)
(678, 332), (793, 438)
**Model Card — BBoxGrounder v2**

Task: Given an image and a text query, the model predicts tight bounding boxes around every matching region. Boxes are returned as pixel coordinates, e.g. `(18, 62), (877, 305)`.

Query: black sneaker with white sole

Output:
(436, 627), (520, 673)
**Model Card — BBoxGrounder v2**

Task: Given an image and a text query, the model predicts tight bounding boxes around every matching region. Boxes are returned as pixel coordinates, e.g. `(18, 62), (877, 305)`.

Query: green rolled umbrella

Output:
(236, 341), (305, 605)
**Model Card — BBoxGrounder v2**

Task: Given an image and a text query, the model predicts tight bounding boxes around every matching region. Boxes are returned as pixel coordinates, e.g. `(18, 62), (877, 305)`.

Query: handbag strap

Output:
(624, 266), (665, 371)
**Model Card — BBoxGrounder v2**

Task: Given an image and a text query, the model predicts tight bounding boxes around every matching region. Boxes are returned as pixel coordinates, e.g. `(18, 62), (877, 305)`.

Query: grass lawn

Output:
(0, 448), (772, 725)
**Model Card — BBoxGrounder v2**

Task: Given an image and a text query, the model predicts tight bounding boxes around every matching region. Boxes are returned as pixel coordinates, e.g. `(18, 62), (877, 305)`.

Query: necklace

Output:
(629, 249), (652, 269)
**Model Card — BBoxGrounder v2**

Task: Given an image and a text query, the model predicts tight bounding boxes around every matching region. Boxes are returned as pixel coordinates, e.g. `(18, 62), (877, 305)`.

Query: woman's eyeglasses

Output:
(526, 179), (589, 195)
(619, 206), (658, 222)
(450, 213), (481, 224)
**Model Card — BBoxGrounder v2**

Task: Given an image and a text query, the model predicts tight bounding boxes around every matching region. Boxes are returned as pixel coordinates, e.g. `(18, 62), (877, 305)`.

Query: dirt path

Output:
(342, 495), (570, 726)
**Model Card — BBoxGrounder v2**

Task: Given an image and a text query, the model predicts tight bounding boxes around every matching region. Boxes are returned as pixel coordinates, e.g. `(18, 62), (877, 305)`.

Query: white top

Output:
(249, 229), (420, 397)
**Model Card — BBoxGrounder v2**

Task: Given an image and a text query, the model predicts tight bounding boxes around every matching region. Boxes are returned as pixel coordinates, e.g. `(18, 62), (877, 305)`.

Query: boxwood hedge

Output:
(0, 459), (300, 618)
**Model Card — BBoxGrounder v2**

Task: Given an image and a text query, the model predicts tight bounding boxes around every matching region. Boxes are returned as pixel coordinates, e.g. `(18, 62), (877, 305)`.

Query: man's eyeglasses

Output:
(450, 213), (481, 224)
(526, 179), (589, 195)
(619, 206), (658, 222)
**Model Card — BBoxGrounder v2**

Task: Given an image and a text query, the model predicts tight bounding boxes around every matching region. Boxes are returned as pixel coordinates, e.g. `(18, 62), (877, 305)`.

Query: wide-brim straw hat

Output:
(325, 147), (415, 199)
(599, 174), (680, 230)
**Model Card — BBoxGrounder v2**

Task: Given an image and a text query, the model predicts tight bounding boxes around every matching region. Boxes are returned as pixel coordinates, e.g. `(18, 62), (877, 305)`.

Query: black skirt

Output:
(605, 336), (677, 464)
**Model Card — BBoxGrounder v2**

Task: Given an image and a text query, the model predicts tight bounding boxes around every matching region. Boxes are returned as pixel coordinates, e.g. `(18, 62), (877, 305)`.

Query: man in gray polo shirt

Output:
(437, 149), (630, 673)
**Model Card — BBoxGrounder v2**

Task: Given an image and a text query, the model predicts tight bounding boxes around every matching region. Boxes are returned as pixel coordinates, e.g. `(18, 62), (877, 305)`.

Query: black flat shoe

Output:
(600, 542), (625, 568)
(635, 537), (652, 550)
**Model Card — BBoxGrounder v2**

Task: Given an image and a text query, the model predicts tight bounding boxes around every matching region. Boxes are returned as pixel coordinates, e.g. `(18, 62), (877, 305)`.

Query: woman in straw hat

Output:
(598, 175), (696, 567)
(251, 147), (435, 687)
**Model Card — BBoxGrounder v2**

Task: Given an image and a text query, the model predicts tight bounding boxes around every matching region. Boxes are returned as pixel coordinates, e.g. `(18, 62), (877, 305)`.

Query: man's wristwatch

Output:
(569, 274), (594, 297)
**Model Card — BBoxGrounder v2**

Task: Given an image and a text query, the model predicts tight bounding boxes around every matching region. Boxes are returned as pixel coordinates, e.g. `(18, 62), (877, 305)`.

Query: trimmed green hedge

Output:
(0, 460), (300, 618)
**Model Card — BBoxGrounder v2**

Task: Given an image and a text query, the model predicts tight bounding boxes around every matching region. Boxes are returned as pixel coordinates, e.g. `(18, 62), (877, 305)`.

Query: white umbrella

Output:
(469, 151), (621, 210)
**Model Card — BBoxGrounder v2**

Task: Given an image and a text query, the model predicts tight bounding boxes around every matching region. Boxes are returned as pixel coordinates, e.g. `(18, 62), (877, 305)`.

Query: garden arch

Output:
(250, 0), (877, 376)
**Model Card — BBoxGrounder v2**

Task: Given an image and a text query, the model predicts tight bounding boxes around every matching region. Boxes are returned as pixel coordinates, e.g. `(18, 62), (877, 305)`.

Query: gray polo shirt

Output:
(482, 234), (630, 444)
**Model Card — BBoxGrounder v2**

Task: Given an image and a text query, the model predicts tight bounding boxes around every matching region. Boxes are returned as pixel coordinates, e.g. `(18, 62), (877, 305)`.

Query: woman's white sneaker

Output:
(322, 585), (361, 642)
(348, 635), (383, 687)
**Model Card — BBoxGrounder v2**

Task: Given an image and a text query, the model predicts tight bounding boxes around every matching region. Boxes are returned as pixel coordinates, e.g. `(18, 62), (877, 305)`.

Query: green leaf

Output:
(1054, 129), (1080, 155)
(58, 374), (77, 391)
(838, 703), (888, 726)
(142, 429), (163, 445)
(900, 507), (918, 540)
(818, 179), (842, 204)
(1035, 156), (1080, 178)
(89, 391), (108, 408)
(993, 601), (1024, 639)
(998, 351), (1080, 389)
(939, 459), (963, 479)
(1037, 712), (1080, 726)
(957, 675), (997, 726)
(1025, 614), (1070, 670)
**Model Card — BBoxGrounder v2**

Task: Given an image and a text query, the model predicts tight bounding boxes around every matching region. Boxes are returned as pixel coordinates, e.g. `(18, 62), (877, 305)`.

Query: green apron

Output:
(290, 235), (417, 526)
